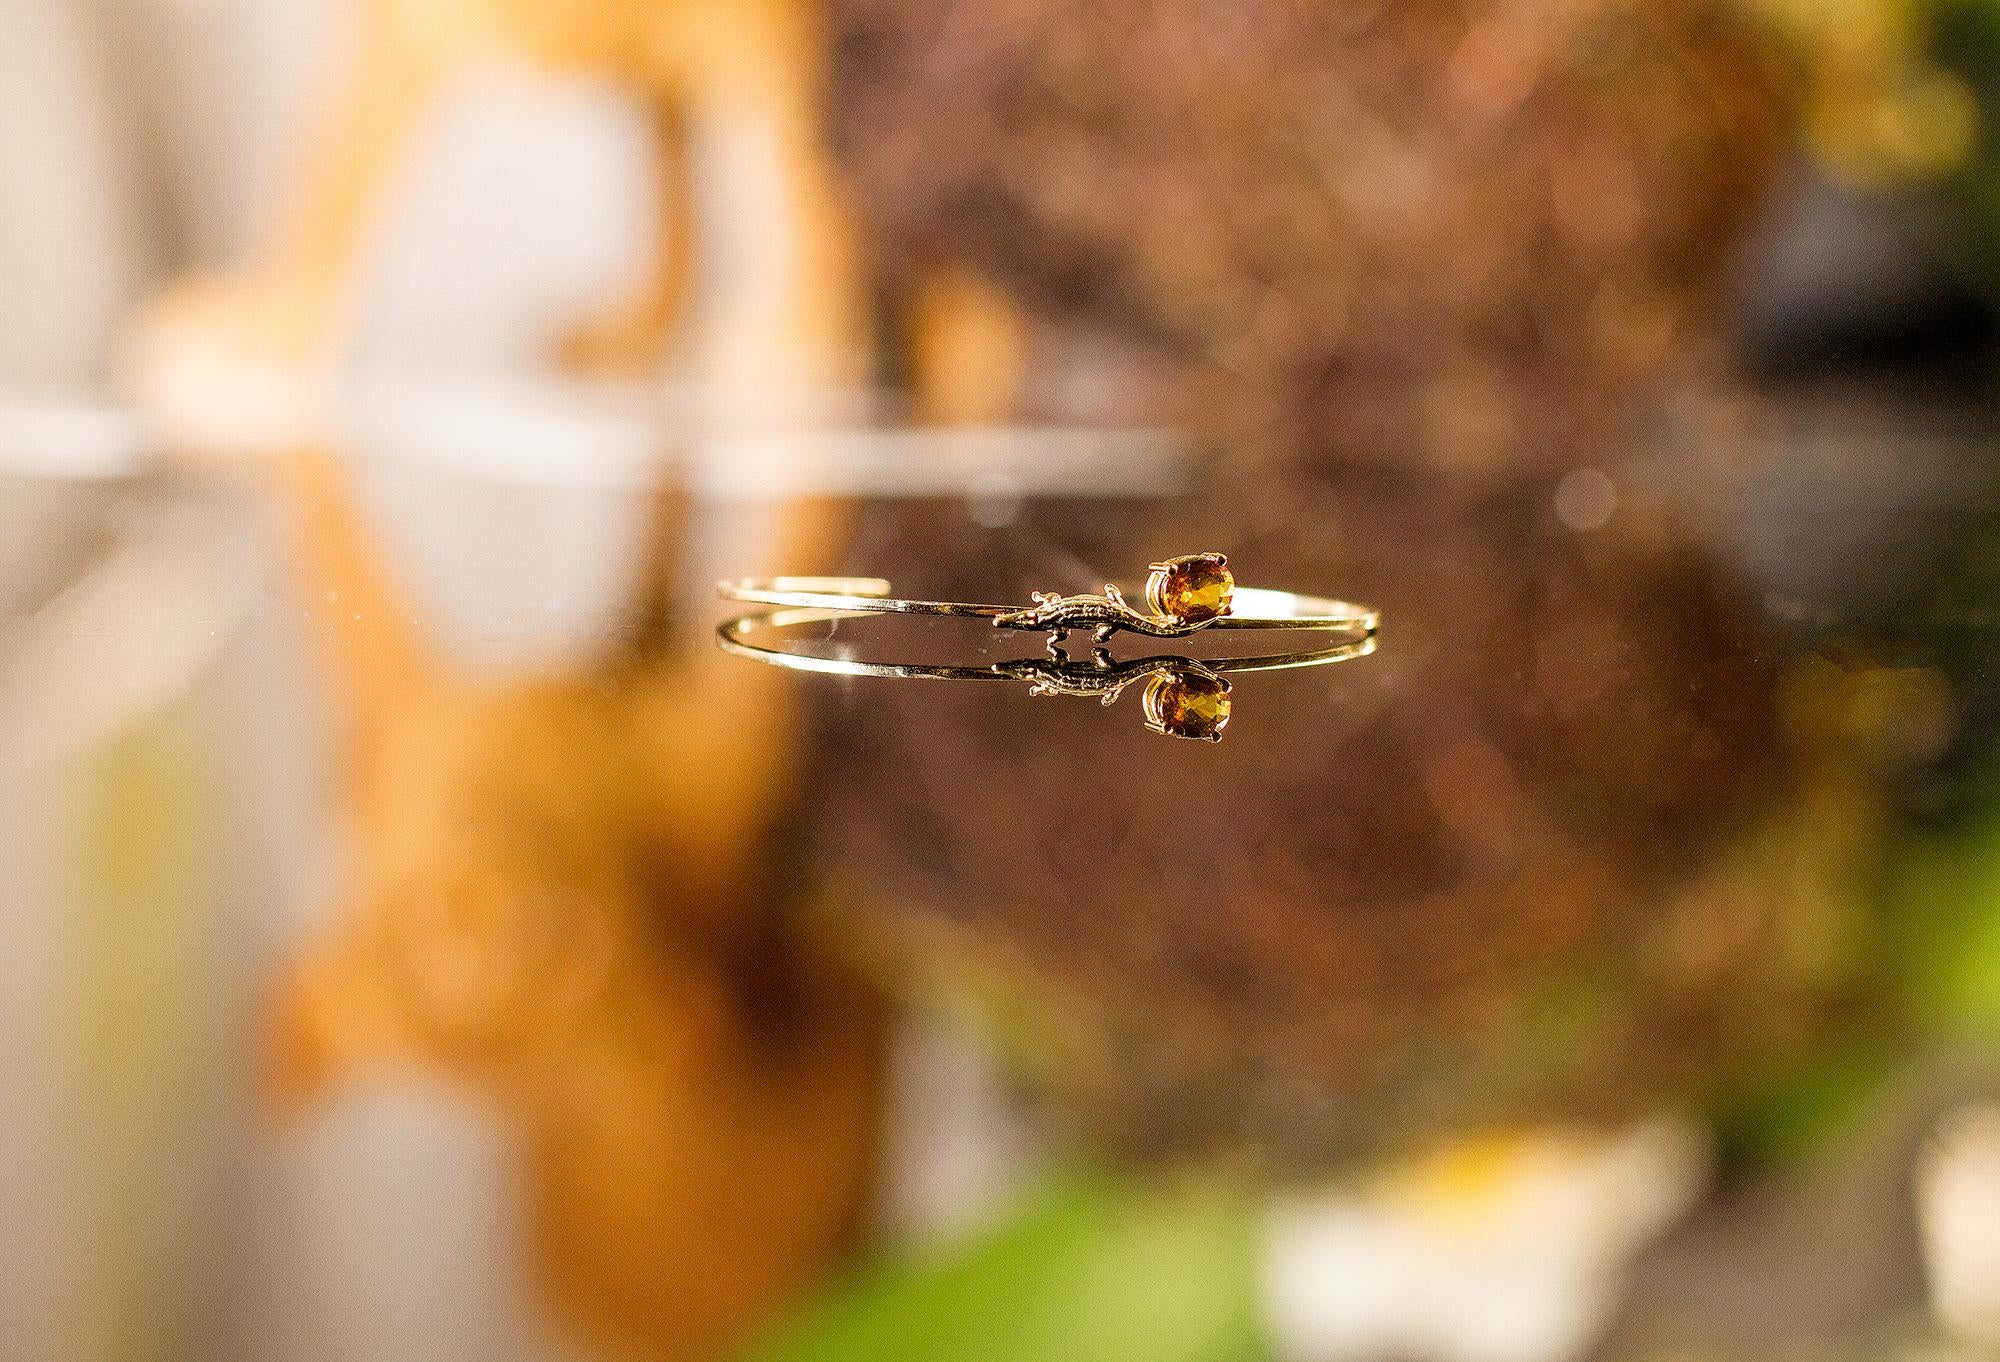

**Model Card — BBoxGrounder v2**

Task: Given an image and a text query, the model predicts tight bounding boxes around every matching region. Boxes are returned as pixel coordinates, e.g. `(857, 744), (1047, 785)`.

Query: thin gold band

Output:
(715, 606), (1380, 680)
(716, 577), (1379, 636)
(715, 581), (1378, 739)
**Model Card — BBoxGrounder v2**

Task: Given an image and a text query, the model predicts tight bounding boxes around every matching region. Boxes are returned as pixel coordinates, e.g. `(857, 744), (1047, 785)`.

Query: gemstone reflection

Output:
(1143, 668), (1233, 742)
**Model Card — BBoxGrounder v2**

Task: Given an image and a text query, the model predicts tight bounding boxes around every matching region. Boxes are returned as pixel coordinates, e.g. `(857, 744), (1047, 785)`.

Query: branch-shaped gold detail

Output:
(994, 552), (1236, 643)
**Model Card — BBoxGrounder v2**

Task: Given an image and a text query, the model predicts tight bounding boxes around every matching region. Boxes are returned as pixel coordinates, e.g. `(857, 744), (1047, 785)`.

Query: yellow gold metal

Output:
(717, 554), (1379, 646)
(714, 605), (1378, 741)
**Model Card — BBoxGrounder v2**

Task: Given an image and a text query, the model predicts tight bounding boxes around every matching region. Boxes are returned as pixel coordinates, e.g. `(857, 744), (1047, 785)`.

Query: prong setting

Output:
(1144, 552), (1234, 626)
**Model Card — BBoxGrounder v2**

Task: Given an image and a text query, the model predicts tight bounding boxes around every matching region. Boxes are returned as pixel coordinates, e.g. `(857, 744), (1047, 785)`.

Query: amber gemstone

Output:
(1148, 553), (1233, 624)
(1145, 670), (1232, 741)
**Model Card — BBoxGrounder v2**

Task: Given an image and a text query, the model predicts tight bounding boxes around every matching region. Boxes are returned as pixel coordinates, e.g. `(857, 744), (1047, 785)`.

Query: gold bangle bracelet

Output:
(717, 552), (1379, 646)
(715, 605), (1378, 741)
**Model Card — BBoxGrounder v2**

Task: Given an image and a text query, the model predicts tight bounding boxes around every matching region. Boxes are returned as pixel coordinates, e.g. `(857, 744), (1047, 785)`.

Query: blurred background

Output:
(8, 1), (2000, 1359)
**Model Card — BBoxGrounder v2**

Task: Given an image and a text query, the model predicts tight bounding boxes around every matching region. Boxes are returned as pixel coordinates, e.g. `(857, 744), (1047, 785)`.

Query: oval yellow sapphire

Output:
(1146, 552), (1233, 625)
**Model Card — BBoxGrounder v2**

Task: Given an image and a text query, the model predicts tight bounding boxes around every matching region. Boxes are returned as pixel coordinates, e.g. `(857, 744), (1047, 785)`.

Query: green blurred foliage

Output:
(749, 1172), (1269, 1362)
(1769, 0), (2000, 282)
(1888, 773), (2000, 1039)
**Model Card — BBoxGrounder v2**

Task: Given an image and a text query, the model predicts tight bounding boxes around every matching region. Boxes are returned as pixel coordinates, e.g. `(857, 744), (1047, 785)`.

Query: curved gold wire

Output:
(714, 606), (1378, 680)
(716, 573), (1379, 638)
(714, 606), (1377, 741)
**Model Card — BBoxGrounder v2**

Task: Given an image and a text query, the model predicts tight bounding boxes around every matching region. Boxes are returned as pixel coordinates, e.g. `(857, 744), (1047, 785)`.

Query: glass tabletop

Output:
(9, 382), (2000, 1358)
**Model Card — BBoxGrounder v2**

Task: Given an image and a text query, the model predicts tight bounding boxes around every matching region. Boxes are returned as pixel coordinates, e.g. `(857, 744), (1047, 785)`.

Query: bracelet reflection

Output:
(716, 606), (1378, 742)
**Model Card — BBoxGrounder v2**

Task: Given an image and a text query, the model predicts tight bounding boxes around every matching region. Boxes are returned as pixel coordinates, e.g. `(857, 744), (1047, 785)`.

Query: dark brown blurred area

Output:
(814, 457), (1883, 1169)
(833, 0), (1787, 475)
(807, 1), (1903, 1175)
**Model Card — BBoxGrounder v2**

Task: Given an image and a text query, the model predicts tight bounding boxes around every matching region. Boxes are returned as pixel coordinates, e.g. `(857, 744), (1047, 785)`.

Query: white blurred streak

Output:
(355, 68), (653, 377)
(1917, 1102), (2000, 1350)
(0, 463), (263, 1362)
(0, 402), (139, 633)
(1262, 1121), (1709, 1362)
(0, 401), (146, 478)
(871, 1005), (1050, 1248)
(249, 1082), (543, 1362)
(0, 0), (150, 388)
(689, 424), (1189, 502)
(137, 359), (1189, 501)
